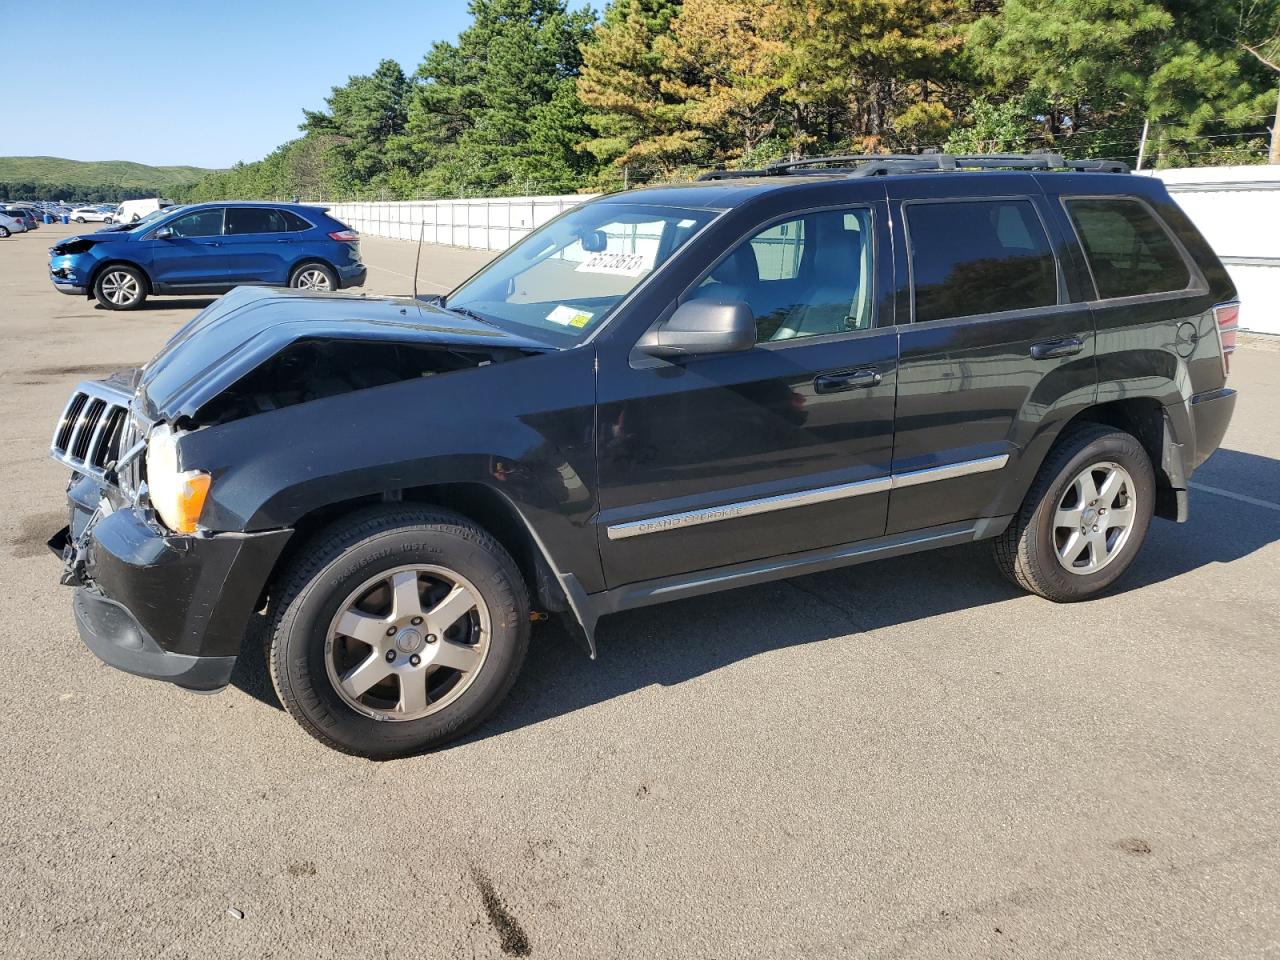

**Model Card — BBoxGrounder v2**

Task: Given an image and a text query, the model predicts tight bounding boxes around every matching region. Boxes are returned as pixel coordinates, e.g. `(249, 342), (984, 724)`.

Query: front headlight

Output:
(145, 423), (211, 534)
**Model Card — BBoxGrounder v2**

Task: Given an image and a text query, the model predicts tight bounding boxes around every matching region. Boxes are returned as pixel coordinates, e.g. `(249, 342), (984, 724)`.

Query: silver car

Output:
(0, 210), (27, 237)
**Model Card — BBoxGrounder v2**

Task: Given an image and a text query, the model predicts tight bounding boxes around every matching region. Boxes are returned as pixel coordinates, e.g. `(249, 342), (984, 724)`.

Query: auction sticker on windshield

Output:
(546, 304), (595, 328)
(575, 251), (651, 277)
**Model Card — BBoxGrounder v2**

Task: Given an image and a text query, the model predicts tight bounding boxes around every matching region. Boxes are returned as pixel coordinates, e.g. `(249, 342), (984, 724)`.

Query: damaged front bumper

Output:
(53, 474), (292, 692)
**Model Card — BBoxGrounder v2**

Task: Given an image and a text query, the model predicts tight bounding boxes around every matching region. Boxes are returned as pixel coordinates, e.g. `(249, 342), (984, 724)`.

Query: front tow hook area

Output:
(48, 524), (87, 587)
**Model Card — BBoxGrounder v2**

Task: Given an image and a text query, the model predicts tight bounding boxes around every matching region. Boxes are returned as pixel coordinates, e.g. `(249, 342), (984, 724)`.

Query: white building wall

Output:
(1146, 165), (1280, 335)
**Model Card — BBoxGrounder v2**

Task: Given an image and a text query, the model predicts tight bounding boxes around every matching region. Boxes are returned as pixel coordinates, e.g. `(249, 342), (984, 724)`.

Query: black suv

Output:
(48, 154), (1239, 758)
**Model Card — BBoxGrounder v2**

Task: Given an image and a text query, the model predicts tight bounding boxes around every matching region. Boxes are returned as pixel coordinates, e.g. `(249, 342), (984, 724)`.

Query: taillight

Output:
(1212, 301), (1239, 378)
(328, 230), (358, 242)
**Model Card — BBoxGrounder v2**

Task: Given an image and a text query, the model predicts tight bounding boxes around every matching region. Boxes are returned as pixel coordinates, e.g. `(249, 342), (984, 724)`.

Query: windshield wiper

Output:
(445, 304), (499, 329)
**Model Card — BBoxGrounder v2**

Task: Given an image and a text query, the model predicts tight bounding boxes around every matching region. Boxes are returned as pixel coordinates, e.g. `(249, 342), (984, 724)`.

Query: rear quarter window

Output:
(280, 209), (313, 232)
(1065, 198), (1190, 299)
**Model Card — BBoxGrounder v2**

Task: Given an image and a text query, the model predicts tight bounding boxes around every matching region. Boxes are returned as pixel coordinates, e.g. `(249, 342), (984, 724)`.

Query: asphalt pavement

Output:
(2, 222), (1278, 959)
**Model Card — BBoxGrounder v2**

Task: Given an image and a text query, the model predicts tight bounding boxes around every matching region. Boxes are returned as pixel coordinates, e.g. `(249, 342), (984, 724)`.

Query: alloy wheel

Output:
(100, 270), (141, 306)
(294, 269), (332, 291)
(324, 564), (491, 721)
(1052, 461), (1137, 575)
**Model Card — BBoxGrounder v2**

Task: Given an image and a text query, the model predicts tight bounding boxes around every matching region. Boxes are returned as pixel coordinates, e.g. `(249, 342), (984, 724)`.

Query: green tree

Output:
(302, 58), (410, 190)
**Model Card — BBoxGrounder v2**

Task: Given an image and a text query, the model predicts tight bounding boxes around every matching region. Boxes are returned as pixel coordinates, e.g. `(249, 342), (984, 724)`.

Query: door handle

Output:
(1030, 336), (1084, 360)
(275, 238), (295, 243)
(814, 368), (882, 394)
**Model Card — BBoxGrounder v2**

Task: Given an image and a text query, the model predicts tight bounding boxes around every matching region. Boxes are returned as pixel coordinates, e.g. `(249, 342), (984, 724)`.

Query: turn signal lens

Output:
(170, 472), (211, 534)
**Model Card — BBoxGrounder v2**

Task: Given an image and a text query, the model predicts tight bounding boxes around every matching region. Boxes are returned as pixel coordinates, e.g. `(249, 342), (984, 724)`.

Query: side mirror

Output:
(639, 299), (756, 359)
(154, 227), (174, 240)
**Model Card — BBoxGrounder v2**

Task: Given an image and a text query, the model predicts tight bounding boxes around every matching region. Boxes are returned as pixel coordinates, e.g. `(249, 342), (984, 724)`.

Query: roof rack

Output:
(695, 152), (1129, 181)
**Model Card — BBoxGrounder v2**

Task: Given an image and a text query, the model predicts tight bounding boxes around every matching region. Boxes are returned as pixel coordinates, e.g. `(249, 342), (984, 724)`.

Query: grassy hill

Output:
(0, 156), (222, 200)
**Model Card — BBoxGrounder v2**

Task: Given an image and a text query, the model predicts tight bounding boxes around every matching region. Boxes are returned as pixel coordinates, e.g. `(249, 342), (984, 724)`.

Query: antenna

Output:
(412, 213), (426, 300)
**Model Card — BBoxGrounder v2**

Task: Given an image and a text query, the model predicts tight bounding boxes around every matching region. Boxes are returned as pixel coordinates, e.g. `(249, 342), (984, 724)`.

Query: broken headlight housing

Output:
(145, 423), (211, 534)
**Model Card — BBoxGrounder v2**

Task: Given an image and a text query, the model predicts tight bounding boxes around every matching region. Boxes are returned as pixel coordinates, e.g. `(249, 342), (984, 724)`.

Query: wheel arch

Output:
(1055, 396), (1187, 521)
(260, 481), (595, 655)
(286, 256), (338, 283)
(89, 258), (153, 295)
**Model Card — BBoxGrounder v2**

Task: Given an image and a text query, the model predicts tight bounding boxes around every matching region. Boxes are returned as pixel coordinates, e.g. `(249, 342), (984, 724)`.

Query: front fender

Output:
(174, 348), (603, 592)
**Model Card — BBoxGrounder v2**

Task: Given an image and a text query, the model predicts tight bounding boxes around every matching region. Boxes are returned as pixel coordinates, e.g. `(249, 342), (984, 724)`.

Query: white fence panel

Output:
(328, 171), (1278, 335)
(328, 195), (596, 254)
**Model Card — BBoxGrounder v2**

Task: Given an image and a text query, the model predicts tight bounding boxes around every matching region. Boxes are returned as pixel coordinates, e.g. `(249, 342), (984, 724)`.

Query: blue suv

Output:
(49, 202), (367, 310)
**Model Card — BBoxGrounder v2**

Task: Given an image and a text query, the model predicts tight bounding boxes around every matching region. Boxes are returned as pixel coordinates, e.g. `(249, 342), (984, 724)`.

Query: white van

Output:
(113, 198), (174, 224)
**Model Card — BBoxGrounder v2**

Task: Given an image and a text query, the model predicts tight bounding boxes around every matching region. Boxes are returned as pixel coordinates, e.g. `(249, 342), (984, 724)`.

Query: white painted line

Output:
(1189, 482), (1280, 513)
(364, 263), (450, 290)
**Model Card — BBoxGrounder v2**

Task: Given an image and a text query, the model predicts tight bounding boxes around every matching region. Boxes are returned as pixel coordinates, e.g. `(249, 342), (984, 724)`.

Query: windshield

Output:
(128, 207), (180, 230)
(446, 201), (716, 346)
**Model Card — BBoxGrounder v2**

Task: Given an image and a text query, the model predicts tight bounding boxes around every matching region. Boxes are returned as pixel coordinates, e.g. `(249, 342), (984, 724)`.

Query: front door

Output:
(595, 203), (899, 588)
(884, 177), (1098, 534)
(148, 207), (228, 288)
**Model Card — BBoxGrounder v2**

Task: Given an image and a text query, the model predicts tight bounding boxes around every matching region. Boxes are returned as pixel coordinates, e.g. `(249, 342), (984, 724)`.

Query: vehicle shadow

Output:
(92, 298), (216, 312)
(227, 447), (1280, 744)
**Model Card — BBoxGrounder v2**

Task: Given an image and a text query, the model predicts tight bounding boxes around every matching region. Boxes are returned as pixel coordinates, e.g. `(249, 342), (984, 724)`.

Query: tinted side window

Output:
(1065, 198), (1190, 299)
(692, 207), (874, 340)
(907, 199), (1057, 322)
(279, 209), (312, 232)
(165, 209), (224, 238)
(225, 207), (287, 234)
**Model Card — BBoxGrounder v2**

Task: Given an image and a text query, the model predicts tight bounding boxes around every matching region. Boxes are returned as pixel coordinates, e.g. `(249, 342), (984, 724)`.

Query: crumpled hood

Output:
(136, 286), (552, 422)
(50, 228), (132, 253)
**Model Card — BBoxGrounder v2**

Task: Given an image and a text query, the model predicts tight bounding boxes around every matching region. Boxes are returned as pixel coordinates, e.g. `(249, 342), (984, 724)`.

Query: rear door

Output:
(147, 207), (228, 288)
(885, 176), (1097, 534)
(222, 207), (295, 283)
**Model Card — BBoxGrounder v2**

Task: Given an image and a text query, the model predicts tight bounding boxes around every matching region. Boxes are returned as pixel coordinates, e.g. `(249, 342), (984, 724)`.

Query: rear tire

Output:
(93, 265), (148, 310)
(289, 261), (338, 291)
(268, 506), (530, 758)
(994, 424), (1155, 601)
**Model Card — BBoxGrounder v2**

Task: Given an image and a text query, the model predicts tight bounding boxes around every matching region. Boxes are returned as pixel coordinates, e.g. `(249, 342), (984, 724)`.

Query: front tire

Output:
(0, 226), (9, 239)
(994, 424), (1155, 602)
(103, 217), (114, 224)
(93, 265), (148, 310)
(268, 507), (531, 758)
(75, 216), (86, 223)
(289, 261), (338, 291)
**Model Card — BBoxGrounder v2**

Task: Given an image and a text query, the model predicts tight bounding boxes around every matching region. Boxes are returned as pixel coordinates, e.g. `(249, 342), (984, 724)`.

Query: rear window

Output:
(907, 198), (1058, 322)
(1065, 198), (1190, 299)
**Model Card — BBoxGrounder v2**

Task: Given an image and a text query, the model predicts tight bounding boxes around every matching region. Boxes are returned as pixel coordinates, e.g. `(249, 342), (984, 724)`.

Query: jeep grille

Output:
(51, 381), (133, 483)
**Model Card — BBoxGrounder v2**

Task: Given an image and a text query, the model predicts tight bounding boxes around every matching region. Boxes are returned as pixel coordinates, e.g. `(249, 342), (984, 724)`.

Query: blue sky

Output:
(3, 0), (478, 168)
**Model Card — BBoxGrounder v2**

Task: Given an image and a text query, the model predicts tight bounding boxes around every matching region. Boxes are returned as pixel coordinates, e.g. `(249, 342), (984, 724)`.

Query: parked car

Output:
(0, 210), (27, 236)
(68, 206), (112, 223)
(2, 206), (38, 230)
(48, 201), (366, 309)
(112, 198), (173, 224)
(47, 153), (1238, 758)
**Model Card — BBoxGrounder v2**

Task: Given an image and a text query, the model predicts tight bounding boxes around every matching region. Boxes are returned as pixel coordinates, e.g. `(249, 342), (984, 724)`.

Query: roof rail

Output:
(695, 152), (1129, 181)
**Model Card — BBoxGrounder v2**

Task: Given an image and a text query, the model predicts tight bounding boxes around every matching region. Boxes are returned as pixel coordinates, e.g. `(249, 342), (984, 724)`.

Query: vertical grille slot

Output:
(71, 399), (106, 461)
(55, 392), (87, 453)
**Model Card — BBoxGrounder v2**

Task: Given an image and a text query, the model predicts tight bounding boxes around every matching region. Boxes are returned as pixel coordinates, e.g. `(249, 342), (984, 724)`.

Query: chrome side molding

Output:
(606, 453), (1010, 541)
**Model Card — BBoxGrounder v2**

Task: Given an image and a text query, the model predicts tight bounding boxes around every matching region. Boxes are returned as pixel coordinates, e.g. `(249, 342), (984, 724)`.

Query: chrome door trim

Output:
(605, 454), (1010, 540)
(606, 476), (893, 541)
(890, 453), (1009, 489)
